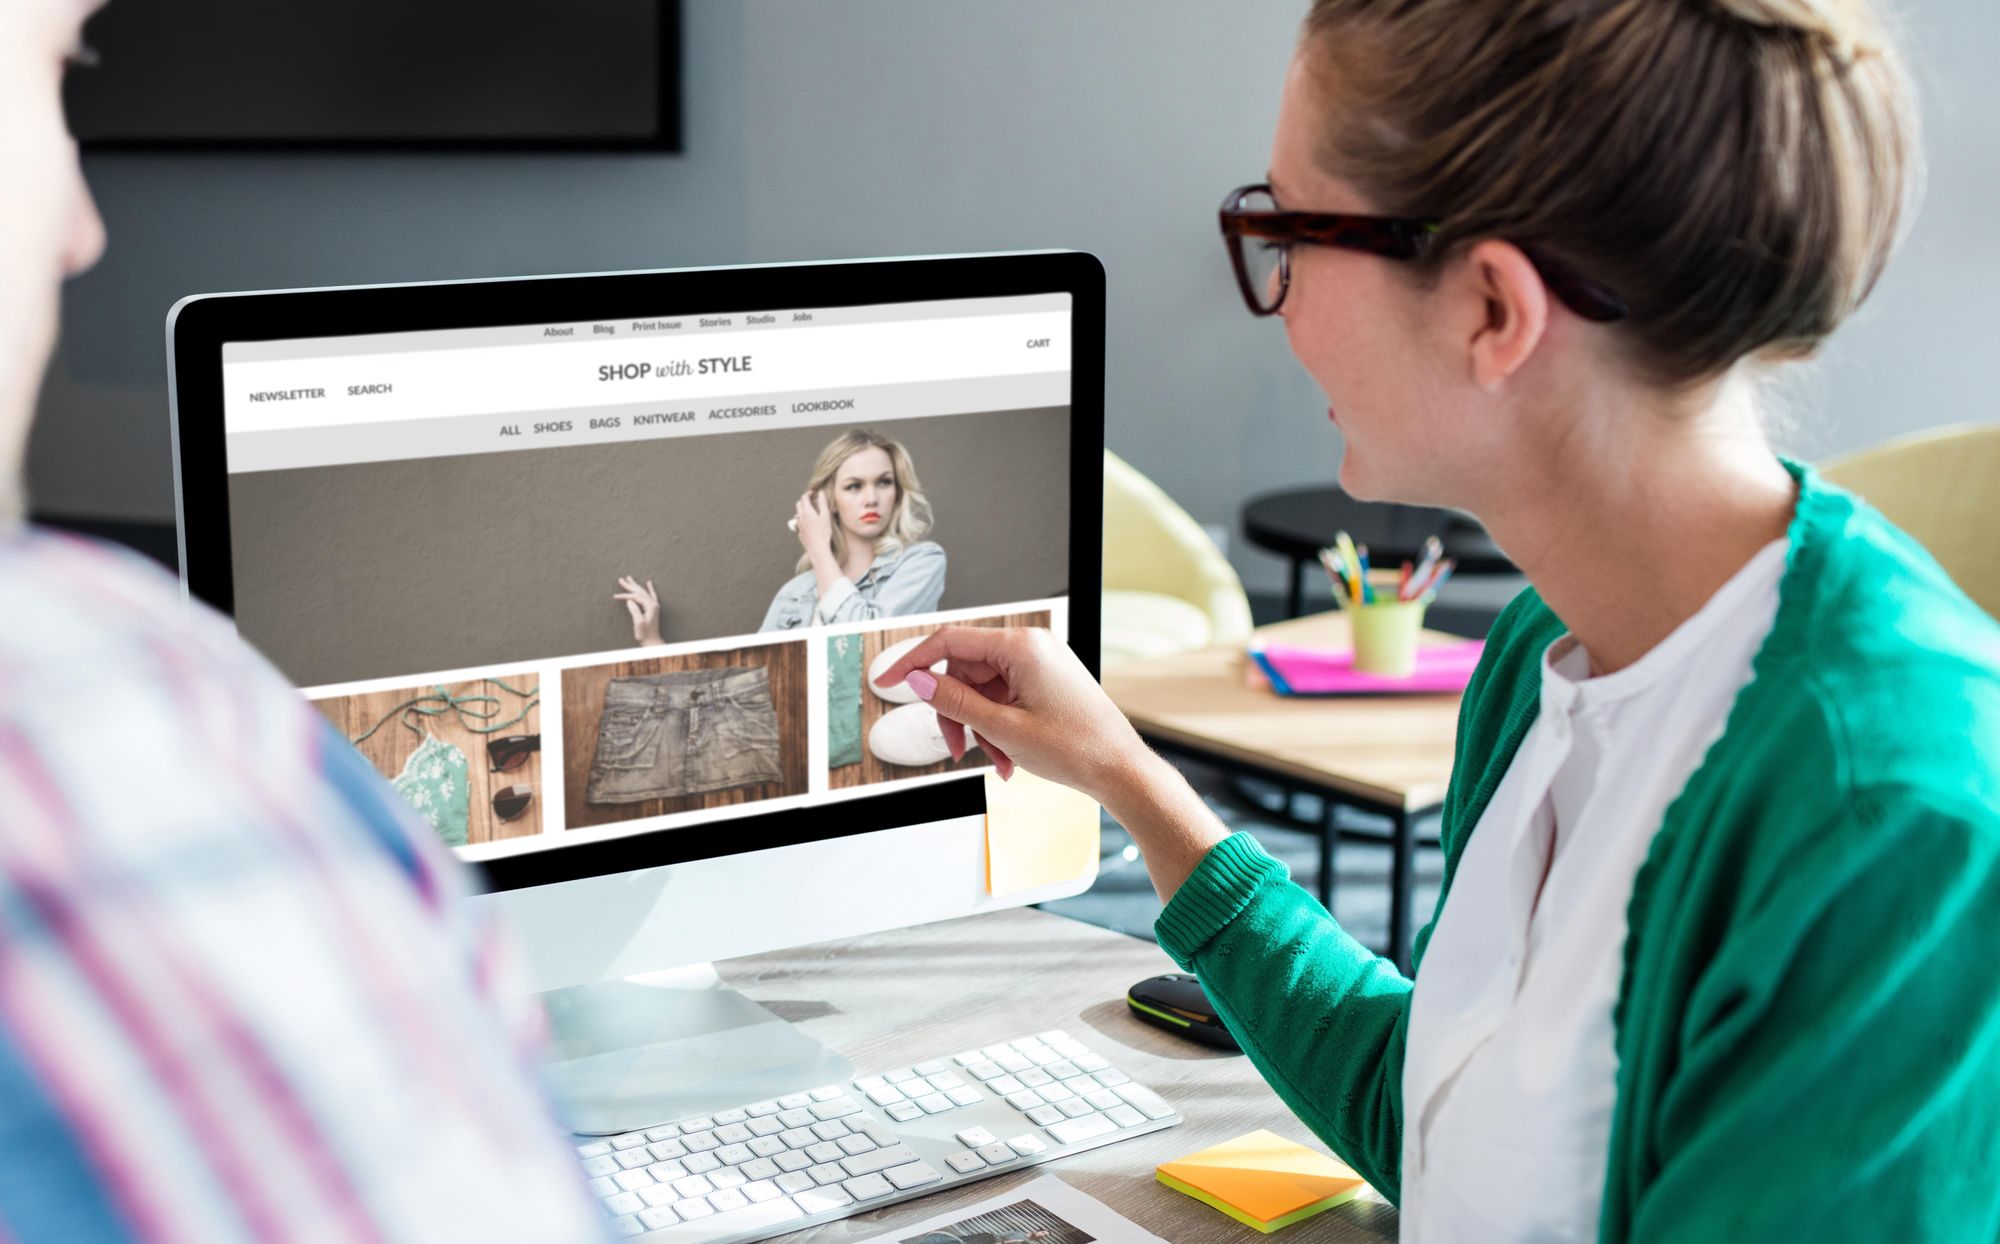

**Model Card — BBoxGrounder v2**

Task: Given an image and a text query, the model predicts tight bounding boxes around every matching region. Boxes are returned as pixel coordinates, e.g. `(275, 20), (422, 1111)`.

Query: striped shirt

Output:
(0, 527), (605, 1243)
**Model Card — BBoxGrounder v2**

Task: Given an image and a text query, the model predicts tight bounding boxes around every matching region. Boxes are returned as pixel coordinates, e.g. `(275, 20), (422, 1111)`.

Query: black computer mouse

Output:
(1126, 972), (1241, 1051)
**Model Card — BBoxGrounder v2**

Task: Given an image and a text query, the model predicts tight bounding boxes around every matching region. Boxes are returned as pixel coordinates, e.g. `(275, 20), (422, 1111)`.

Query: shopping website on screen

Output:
(220, 293), (1073, 859)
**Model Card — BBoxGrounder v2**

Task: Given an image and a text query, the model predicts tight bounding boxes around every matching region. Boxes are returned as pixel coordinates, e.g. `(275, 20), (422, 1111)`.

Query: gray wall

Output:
(228, 408), (1070, 687)
(30, 0), (1998, 596)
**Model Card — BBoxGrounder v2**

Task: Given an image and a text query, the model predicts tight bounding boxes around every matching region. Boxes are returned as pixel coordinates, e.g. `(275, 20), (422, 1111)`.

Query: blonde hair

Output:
(796, 429), (934, 572)
(1299, 0), (1921, 386)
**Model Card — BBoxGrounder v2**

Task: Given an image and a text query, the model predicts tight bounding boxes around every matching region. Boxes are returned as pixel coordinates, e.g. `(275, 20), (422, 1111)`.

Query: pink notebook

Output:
(1251, 639), (1485, 696)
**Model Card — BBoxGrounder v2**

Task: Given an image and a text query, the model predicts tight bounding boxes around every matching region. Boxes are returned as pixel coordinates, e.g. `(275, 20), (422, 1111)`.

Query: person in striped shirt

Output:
(1, 2), (609, 1239)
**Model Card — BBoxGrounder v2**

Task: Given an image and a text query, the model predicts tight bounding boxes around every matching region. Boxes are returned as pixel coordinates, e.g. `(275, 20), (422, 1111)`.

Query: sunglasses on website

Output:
(487, 734), (542, 772)
(494, 784), (535, 823)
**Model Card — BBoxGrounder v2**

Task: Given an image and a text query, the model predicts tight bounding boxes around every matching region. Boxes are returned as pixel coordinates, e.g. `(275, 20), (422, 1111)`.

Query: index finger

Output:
(872, 626), (1014, 690)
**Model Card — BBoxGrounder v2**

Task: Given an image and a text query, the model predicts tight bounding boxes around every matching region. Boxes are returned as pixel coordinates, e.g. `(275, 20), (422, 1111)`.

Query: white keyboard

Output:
(574, 1029), (1181, 1242)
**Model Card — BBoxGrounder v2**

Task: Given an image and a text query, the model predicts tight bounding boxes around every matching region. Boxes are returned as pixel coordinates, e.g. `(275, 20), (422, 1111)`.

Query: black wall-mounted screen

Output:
(65, 0), (681, 151)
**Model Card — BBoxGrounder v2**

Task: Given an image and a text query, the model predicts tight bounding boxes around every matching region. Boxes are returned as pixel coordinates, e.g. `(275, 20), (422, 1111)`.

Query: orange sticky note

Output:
(1156, 1129), (1369, 1233)
(983, 769), (1098, 897)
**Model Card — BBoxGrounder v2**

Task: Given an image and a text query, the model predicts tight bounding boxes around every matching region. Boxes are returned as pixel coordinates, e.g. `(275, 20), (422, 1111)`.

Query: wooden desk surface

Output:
(1102, 613), (1464, 811)
(720, 906), (1398, 1243)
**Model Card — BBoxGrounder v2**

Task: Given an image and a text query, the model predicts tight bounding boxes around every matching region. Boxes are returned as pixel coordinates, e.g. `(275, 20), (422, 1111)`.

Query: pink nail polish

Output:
(905, 669), (938, 700)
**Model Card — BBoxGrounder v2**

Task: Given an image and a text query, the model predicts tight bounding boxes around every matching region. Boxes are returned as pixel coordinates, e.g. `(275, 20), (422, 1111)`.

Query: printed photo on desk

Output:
(312, 675), (544, 846)
(829, 610), (1051, 789)
(561, 640), (809, 830)
(899, 1197), (1096, 1244)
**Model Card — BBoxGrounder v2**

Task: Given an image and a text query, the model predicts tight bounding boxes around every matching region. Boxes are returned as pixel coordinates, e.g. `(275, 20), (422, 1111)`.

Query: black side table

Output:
(1242, 486), (1513, 617)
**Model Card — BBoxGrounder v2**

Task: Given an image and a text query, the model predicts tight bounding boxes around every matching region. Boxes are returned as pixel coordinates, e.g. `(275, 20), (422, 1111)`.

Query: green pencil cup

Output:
(1349, 575), (1428, 677)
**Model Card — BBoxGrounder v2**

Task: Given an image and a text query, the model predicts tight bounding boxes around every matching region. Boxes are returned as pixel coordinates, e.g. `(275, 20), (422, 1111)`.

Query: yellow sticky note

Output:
(1157, 1129), (1369, 1233)
(983, 768), (1098, 896)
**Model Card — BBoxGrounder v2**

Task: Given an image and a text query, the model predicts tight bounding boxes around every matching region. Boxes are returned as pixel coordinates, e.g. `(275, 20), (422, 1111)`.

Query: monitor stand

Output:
(538, 962), (854, 1136)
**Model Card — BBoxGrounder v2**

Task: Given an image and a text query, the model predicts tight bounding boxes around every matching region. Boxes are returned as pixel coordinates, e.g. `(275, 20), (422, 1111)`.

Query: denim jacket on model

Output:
(758, 541), (947, 631)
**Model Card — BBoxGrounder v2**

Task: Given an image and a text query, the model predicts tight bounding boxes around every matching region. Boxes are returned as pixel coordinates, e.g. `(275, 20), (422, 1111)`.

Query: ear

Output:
(1456, 239), (1550, 390)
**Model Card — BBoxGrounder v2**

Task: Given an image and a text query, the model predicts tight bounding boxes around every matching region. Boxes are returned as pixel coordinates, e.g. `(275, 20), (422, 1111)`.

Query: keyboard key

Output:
(714, 1123), (753, 1145)
(805, 1141), (844, 1163)
(614, 1169), (655, 1191)
(672, 1174), (715, 1199)
(681, 1118), (715, 1133)
(605, 1191), (644, 1215)
(1057, 1098), (1095, 1119)
(578, 1140), (613, 1159)
(885, 1068), (918, 1084)
(638, 1204), (680, 1230)
(1092, 1067), (1131, 1087)
(885, 1101), (923, 1122)
(713, 1108), (748, 1125)
(1045, 1060), (1083, 1080)
(609, 1214), (644, 1237)
(809, 1086), (844, 1102)
(612, 1132), (649, 1150)
(774, 1151), (812, 1172)
(746, 1099), (781, 1117)
(1074, 1053), (1111, 1072)
(582, 1155), (619, 1178)
(839, 1144), (920, 1177)
(588, 1176), (618, 1198)
(836, 1133), (877, 1156)
(1113, 1081), (1176, 1120)
(901, 1074), (936, 1095)
(976, 1142), (1017, 1165)
(1084, 1089), (1121, 1111)
(865, 1083), (907, 1106)
(927, 1069), (965, 1089)
(742, 1178), (783, 1203)
(1020, 1045), (1061, 1066)
(1005, 1090), (1044, 1111)
(915, 1093), (953, 1114)
(1038, 1082), (1075, 1103)
(747, 1117), (784, 1137)
(647, 1160), (687, 1182)
(810, 1098), (862, 1121)
(682, 1130), (720, 1152)
(1047, 1114), (1118, 1145)
(708, 1167), (747, 1190)
(682, 1152), (722, 1175)
(707, 1188), (749, 1213)
(616, 1150), (654, 1170)
(1027, 1105), (1064, 1126)
(714, 1143), (752, 1166)
(639, 1185), (679, 1208)
(914, 1059), (948, 1075)
(947, 1086), (984, 1106)
(885, 1160), (941, 1190)
(1017, 1067), (1054, 1088)
(1008, 1134), (1048, 1156)
(748, 1136), (786, 1158)
(649, 1138), (688, 1160)
(810, 1119), (849, 1141)
(843, 1173), (895, 1201)
(955, 1126), (996, 1148)
(807, 1162), (847, 1185)
(857, 1122), (900, 1148)
(779, 1128), (816, 1149)
(796, 1186), (854, 1214)
(994, 1051), (1033, 1073)
(1106, 1104), (1146, 1128)
(777, 1093), (810, 1110)
(953, 1051), (985, 1066)
(988, 1074), (1026, 1096)
(967, 1062), (1005, 1081)
(776, 1170), (814, 1194)
(1037, 1029), (1069, 1043)
(675, 1197), (715, 1221)
(777, 1108), (814, 1128)
(945, 1151), (986, 1174)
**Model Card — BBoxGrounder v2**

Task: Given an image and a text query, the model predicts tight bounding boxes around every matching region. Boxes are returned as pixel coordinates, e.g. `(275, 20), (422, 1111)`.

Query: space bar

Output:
(645, 1197), (805, 1243)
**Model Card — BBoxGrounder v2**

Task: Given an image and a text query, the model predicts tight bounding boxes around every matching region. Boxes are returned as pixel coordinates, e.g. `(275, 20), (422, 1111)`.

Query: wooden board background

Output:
(830, 610), (1051, 789)
(313, 676), (543, 845)
(562, 641), (808, 830)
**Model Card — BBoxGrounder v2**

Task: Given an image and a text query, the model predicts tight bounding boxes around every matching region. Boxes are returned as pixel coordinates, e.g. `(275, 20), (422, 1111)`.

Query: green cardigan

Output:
(1154, 462), (2000, 1240)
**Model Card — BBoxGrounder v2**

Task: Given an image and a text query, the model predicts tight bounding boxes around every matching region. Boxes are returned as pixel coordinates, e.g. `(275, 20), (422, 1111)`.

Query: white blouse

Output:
(1399, 539), (1789, 1241)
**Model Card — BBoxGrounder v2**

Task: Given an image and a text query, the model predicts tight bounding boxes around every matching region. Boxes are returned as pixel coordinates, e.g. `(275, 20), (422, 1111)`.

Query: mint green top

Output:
(1154, 462), (2000, 1240)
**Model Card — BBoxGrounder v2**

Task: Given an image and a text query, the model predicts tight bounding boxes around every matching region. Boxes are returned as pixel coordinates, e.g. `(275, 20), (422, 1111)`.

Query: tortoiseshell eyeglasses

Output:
(1219, 183), (1629, 323)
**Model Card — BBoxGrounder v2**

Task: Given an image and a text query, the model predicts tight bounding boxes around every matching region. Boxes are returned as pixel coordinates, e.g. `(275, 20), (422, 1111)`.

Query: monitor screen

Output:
(209, 282), (1076, 870)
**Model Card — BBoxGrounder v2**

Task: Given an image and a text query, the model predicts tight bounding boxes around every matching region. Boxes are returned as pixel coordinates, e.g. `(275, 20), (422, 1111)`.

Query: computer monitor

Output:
(168, 253), (1105, 1132)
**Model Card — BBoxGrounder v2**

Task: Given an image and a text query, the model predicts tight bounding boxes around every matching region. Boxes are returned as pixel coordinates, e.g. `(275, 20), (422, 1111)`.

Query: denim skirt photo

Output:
(584, 666), (785, 804)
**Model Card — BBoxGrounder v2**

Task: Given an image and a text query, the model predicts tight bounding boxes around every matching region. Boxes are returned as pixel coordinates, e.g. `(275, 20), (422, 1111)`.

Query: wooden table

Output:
(720, 906), (1399, 1243)
(1103, 613), (1464, 970)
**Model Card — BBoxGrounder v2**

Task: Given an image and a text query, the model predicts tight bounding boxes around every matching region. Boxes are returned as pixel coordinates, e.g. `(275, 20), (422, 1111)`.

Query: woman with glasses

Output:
(879, 0), (2000, 1238)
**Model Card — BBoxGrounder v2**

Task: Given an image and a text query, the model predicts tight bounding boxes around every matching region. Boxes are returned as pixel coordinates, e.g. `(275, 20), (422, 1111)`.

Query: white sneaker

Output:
(869, 703), (984, 767)
(869, 634), (946, 704)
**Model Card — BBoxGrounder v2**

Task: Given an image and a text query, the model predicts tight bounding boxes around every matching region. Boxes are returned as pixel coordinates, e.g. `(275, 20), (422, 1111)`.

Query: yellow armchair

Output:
(1102, 450), (1255, 663)
(1820, 423), (2000, 620)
